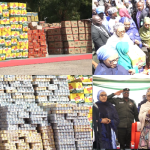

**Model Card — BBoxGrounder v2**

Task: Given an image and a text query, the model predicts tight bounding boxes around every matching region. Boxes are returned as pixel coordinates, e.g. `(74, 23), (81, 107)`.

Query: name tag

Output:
(119, 102), (124, 104)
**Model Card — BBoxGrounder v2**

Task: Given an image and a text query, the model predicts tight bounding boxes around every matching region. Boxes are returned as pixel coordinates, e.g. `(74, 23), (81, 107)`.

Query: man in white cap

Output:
(124, 0), (133, 16)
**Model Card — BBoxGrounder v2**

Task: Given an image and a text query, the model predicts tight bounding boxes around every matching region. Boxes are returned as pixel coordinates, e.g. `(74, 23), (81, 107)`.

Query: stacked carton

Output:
(28, 29), (47, 58)
(47, 20), (92, 55)
(27, 12), (39, 22)
(0, 2), (29, 61)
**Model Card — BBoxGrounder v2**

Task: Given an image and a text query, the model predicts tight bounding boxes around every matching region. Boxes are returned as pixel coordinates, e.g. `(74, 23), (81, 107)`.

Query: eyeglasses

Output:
(124, 24), (130, 27)
(100, 94), (107, 97)
(147, 95), (150, 97)
(145, 24), (150, 26)
(109, 57), (120, 64)
(123, 92), (129, 94)
(117, 30), (125, 34)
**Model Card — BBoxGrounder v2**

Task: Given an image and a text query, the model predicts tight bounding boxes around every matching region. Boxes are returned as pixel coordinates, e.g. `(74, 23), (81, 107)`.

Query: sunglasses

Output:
(123, 92), (129, 94)
(100, 94), (107, 97)
(109, 57), (120, 64)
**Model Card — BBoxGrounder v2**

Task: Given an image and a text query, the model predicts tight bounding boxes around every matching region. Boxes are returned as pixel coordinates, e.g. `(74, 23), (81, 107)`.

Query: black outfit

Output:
(134, 9), (148, 29)
(91, 24), (111, 51)
(107, 93), (139, 148)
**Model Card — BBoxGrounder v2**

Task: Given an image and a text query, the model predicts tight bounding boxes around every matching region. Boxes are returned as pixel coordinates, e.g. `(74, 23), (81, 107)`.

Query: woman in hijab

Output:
(93, 90), (119, 149)
(138, 89), (150, 149)
(140, 17), (150, 69)
(116, 42), (139, 73)
(119, 17), (142, 48)
(106, 22), (134, 49)
(94, 45), (132, 75)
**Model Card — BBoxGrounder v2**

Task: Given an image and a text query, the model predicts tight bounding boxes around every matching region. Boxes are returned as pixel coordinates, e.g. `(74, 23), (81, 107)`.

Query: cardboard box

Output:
(54, 35), (62, 41)
(84, 94), (93, 103)
(79, 27), (85, 34)
(75, 48), (81, 54)
(61, 28), (72, 34)
(54, 42), (63, 48)
(74, 41), (81, 47)
(86, 46), (92, 53)
(48, 42), (55, 48)
(84, 20), (91, 27)
(53, 28), (61, 35)
(62, 35), (73, 41)
(3, 47), (11, 54)
(64, 41), (74, 47)
(71, 21), (78, 27)
(64, 48), (75, 54)
(54, 48), (64, 54)
(0, 54), (5, 61)
(73, 34), (78, 41)
(80, 47), (86, 54)
(47, 36), (54, 42)
(47, 29), (54, 35)
(78, 20), (85, 27)
(69, 93), (84, 103)
(85, 34), (91, 40)
(72, 28), (78, 34)
(85, 27), (91, 33)
(85, 40), (92, 47)
(61, 21), (71, 27)
(80, 41), (86, 47)
(79, 34), (85, 40)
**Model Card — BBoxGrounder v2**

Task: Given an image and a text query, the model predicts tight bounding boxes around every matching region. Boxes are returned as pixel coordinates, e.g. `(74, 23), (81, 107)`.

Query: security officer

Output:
(107, 88), (139, 149)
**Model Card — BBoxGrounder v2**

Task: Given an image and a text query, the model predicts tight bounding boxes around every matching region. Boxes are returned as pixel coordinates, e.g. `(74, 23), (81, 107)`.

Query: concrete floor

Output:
(0, 59), (92, 75)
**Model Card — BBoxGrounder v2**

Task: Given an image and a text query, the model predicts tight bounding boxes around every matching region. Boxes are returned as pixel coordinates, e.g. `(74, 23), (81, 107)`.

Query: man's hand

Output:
(134, 40), (140, 45)
(148, 110), (150, 114)
(92, 60), (98, 69)
(128, 69), (135, 75)
(114, 90), (123, 96)
(101, 118), (111, 124)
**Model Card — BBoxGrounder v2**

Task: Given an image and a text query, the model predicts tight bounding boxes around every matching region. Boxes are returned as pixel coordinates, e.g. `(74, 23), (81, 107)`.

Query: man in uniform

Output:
(107, 88), (139, 149)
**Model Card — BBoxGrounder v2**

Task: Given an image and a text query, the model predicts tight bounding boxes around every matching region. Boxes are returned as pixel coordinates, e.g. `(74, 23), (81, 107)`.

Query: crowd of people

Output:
(92, 0), (150, 75)
(93, 88), (150, 149)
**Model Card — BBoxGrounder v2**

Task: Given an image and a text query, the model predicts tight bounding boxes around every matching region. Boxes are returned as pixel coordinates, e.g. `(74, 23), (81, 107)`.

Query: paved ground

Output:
(0, 59), (92, 75)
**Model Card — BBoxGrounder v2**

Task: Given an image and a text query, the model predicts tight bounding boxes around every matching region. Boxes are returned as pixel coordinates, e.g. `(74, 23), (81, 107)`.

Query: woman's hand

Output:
(128, 69), (135, 75)
(134, 40), (140, 45)
(101, 118), (111, 124)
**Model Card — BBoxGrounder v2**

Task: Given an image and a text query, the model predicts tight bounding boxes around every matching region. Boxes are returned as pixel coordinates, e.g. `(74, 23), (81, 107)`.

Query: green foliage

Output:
(1, 0), (92, 22)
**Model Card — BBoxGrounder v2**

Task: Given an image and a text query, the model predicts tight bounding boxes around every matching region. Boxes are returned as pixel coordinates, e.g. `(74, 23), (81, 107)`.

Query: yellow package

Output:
(0, 54), (6, 61)
(9, 9), (17, 16)
(21, 10), (27, 16)
(11, 31), (19, 38)
(22, 52), (28, 58)
(84, 94), (93, 103)
(0, 32), (1, 37)
(4, 25), (11, 32)
(16, 24), (22, 31)
(10, 17), (18, 24)
(34, 16), (39, 22)
(19, 17), (27, 24)
(69, 93), (84, 103)
(0, 47), (3, 54)
(3, 47), (11, 54)
(16, 52), (22, 58)
(3, 11), (9, 17)
(0, 39), (5, 46)
(11, 46), (18, 53)
(83, 85), (92, 94)
(5, 40), (11, 46)
(5, 53), (12, 59)
(1, 18), (10, 24)
(23, 26), (28, 32)
(11, 24), (16, 30)
(2, 31), (11, 39)
(19, 3), (26, 9)
(69, 82), (83, 93)
(0, 6), (2, 16)
(22, 45), (28, 52)
(11, 39), (17, 45)
(20, 32), (28, 39)
(24, 40), (28, 46)
(88, 114), (92, 123)
(1, 2), (7, 10)
(9, 3), (18, 9)
(31, 16), (35, 22)
(17, 40), (23, 46)
(16, 10), (21, 16)
(0, 25), (5, 32)
(11, 53), (16, 58)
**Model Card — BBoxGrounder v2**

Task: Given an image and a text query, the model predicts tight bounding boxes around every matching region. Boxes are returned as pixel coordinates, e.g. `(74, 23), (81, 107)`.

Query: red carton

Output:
(85, 40), (92, 47)
(85, 34), (91, 40)
(71, 21), (78, 27)
(85, 27), (91, 34)
(55, 42), (63, 48)
(72, 28), (78, 34)
(61, 21), (71, 27)
(84, 21), (91, 27)
(53, 28), (61, 35)
(80, 41), (86, 47)
(64, 41), (74, 48)
(61, 28), (72, 34)
(48, 42), (55, 48)
(74, 41), (81, 47)
(32, 30), (38, 34)
(80, 47), (87, 54)
(55, 48), (64, 54)
(38, 30), (45, 34)
(78, 20), (85, 27)
(47, 29), (55, 35)
(64, 48), (75, 54)
(86, 46), (92, 53)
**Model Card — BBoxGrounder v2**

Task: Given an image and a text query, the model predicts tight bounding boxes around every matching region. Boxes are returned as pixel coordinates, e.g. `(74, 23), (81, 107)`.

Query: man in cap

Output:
(124, 0), (133, 16)
(107, 88), (139, 148)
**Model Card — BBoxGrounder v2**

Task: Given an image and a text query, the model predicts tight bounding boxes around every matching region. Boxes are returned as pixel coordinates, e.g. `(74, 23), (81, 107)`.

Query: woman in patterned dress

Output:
(138, 89), (150, 149)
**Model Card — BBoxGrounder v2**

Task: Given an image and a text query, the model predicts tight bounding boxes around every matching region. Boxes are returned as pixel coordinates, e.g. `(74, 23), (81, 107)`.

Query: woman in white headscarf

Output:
(138, 89), (150, 149)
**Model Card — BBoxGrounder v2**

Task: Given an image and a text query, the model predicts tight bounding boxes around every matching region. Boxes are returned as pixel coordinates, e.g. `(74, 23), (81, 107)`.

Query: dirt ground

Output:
(0, 59), (92, 75)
